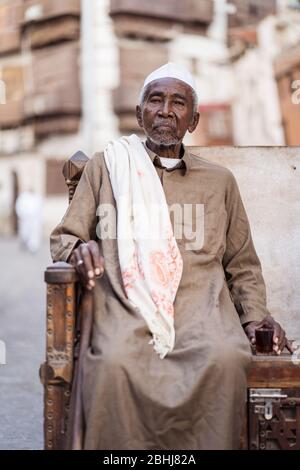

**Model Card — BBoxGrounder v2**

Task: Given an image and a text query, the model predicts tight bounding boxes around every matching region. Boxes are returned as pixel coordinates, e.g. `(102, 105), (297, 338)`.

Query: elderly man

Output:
(50, 63), (291, 450)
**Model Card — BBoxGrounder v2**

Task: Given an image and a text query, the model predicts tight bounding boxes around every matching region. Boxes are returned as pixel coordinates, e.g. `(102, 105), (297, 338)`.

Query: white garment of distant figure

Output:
(15, 190), (42, 253)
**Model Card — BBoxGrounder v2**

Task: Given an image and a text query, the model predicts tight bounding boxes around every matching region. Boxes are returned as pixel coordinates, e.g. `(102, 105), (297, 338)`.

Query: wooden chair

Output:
(40, 150), (300, 451)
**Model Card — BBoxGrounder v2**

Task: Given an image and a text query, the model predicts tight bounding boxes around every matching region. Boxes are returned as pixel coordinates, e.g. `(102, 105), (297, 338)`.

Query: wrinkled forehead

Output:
(144, 77), (194, 99)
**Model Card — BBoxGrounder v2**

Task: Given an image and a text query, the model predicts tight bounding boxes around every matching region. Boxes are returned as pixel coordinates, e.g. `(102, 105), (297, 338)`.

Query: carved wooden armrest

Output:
(40, 262), (78, 450)
(40, 151), (89, 450)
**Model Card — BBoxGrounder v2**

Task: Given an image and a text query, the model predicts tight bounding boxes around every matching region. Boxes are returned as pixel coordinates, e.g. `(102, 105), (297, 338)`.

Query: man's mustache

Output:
(153, 121), (176, 131)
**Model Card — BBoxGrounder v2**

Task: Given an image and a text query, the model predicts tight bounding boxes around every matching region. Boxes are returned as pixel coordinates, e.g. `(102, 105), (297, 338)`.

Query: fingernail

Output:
(277, 350), (281, 355)
(274, 337), (279, 344)
(251, 338), (255, 344)
(95, 268), (101, 276)
(274, 345), (279, 351)
(88, 270), (94, 279)
(89, 280), (95, 287)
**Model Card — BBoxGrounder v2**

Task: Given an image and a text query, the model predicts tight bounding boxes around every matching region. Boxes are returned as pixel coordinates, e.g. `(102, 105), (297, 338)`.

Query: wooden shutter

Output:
(23, 0), (81, 49)
(23, 0), (80, 21)
(110, 0), (213, 24)
(0, 63), (24, 128)
(0, 0), (23, 55)
(25, 42), (80, 117)
(194, 104), (233, 146)
(229, 0), (277, 28)
(110, 0), (213, 40)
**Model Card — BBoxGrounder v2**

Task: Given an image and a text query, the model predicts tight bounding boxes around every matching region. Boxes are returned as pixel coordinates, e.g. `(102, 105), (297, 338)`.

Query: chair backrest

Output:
(190, 146), (300, 341)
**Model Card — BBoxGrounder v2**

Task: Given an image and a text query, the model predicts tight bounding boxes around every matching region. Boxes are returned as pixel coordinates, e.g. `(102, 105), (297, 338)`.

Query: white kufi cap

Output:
(142, 62), (197, 95)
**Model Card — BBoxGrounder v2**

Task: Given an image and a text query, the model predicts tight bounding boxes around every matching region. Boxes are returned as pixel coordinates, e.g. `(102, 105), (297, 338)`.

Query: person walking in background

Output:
(15, 189), (42, 254)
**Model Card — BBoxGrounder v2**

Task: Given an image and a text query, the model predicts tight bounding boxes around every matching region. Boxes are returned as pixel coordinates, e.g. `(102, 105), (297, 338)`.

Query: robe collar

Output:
(143, 140), (191, 175)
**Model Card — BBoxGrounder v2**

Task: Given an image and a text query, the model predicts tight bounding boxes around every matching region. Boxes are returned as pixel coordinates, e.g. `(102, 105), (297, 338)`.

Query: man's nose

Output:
(158, 99), (174, 117)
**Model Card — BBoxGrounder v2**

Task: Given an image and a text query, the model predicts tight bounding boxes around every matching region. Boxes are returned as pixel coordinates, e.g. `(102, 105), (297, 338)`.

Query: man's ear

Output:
(136, 105), (143, 128)
(188, 112), (200, 133)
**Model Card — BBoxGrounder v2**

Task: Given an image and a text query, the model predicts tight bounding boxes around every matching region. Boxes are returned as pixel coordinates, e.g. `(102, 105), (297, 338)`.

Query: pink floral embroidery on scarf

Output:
(149, 229), (183, 296)
(151, 291), (174, 317)
(122, 250), (145, 292)
(166, 232), (183, 297)
(149, 250), (169, 288)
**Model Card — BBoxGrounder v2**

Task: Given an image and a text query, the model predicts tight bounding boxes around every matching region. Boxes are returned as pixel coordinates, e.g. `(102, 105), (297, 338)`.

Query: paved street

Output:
(0, 237), (52, 450)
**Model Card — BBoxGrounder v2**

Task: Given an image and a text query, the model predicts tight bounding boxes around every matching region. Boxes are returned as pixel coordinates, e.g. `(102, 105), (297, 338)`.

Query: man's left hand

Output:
(243, 315), (294, 355)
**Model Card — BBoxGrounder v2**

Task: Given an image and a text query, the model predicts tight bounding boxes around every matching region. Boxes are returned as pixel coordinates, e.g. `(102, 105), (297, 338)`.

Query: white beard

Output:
(148, 130), (180, 147)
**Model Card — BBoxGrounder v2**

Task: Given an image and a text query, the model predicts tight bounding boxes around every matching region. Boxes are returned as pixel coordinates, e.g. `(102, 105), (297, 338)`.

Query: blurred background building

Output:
(0, 0), (300, 236)
(1, 1), (299, 450)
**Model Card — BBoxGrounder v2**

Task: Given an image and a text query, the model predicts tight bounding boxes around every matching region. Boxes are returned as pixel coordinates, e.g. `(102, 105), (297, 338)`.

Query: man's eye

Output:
(150, 97), (161, 103)
(174, 101), (184, 106)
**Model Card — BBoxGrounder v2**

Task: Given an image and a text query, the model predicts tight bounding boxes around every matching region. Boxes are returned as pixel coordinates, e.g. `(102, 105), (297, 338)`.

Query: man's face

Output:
(136, 78), (199, 147)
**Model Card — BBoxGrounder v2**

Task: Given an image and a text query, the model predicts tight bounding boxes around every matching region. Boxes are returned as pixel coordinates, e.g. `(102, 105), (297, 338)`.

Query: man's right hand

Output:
(69, 240), (104, 290)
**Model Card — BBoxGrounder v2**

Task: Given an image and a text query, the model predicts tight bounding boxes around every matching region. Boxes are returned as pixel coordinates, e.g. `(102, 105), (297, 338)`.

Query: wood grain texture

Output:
(248, 353), (300, 388)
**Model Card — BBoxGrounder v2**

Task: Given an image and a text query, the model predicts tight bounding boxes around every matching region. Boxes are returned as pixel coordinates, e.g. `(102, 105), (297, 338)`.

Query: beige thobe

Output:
(50, 143), (269, 450)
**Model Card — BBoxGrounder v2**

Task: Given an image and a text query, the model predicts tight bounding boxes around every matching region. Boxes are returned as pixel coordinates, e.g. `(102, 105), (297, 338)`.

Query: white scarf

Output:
(104, 134), (183, 359)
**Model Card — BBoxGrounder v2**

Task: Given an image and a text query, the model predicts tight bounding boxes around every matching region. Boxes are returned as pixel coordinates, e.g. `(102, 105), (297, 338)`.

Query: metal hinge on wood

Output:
(249, 388), (288, 420)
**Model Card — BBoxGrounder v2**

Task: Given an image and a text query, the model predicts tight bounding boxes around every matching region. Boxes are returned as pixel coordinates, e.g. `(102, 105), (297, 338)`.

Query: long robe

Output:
(50, 143), (269, 450)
